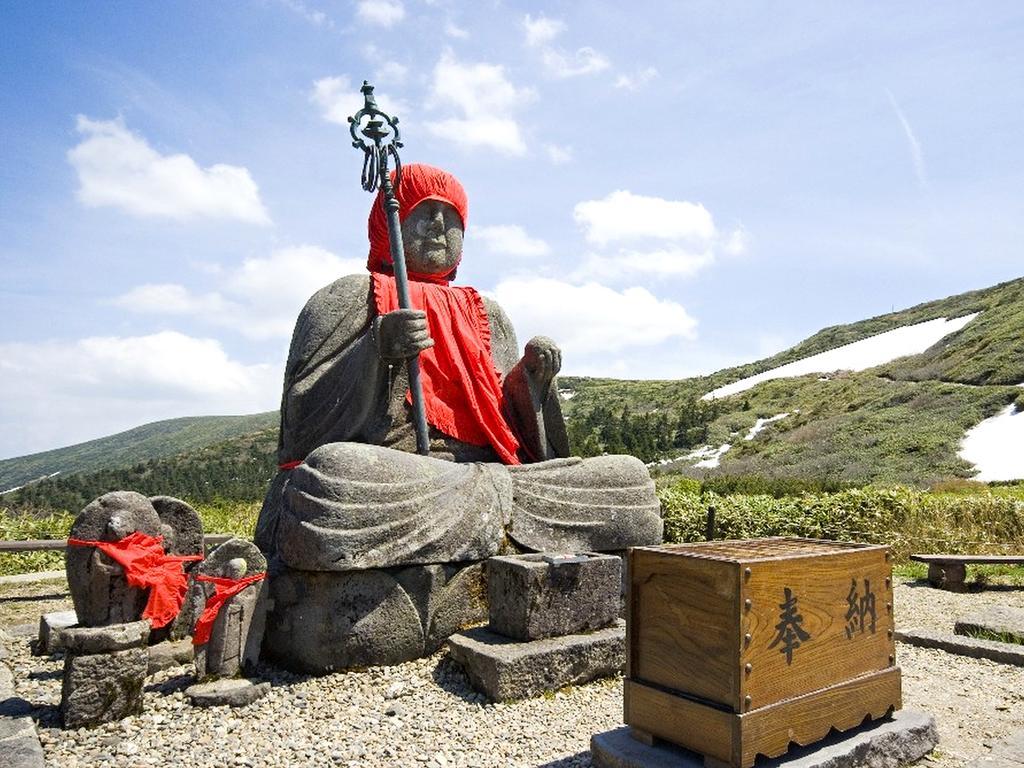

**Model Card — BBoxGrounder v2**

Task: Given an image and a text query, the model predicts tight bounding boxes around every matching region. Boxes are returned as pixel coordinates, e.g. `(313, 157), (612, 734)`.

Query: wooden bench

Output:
(910, 554), (1024, 591)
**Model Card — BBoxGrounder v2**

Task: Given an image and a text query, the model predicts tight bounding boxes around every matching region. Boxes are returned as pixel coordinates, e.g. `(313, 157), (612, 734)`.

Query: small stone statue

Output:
(66, 491), (204, 630)
(188, 538), (268, 679)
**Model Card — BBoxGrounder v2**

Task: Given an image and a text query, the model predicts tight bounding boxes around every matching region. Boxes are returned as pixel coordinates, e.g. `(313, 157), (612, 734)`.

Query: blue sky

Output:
(1, 1), (1022, 459)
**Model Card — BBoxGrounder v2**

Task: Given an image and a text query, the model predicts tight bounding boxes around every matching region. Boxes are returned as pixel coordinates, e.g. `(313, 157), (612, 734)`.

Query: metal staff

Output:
(348, 81), (430, 455)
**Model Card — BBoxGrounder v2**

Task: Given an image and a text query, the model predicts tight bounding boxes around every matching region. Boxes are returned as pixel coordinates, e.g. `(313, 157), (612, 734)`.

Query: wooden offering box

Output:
(625, 538), (900, 768)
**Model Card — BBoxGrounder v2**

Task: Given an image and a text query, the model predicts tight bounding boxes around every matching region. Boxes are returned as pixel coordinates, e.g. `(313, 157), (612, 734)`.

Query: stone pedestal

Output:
(60, 621), (150, 729)
(590, 710), (939, 768)
(449, 552), (624, 700)
(448, 620), (625, 701)
(263, 560), (486, 673)
(488, 552), (620, 640)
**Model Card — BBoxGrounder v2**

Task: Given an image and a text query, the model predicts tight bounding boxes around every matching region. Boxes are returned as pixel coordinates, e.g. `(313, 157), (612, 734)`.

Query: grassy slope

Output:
(0, 412), (278, 492)
(562, 275), (1024, 485)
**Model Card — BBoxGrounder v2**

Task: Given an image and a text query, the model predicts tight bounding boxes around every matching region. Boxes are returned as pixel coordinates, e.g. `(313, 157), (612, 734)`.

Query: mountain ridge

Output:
(2, 275), (1021, 499)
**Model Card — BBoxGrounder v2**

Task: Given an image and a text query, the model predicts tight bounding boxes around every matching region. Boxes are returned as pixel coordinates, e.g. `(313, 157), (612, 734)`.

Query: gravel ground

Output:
(2, 575), (1022, 768)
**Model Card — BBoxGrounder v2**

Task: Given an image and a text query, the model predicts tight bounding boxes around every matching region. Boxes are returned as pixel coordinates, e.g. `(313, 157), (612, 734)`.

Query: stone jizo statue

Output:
(66, 491), (204, 631)
(189, 538), (268, 679)
(256, 163), (661, 572)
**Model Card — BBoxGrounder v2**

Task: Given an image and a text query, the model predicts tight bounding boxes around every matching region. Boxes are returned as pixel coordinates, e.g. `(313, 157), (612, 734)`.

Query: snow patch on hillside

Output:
(690, 443), (732, 469)
(703, 313), (979, 401)
(1, 470), (61, 495)
(745, 413), (790, 441)
(959, 406), (1024, 481)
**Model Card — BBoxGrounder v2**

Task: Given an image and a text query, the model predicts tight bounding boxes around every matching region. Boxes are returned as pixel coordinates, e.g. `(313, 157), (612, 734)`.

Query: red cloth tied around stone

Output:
(67, 532), (202, 629)
(366, 163), (469, 279)
(191, 572), (266, 646)
(372, 272), (521, 464)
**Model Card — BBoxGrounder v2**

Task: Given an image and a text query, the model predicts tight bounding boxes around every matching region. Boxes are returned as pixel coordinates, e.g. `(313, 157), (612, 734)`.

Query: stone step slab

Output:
(35, 610), (78, 655)
(186, 678), (270, 708)
(955, 606), (1024, 645)
(447, 619), (625, 701)
(61, 620), (150, 655)
(591, 709), (938, 768)
(896, 628), (1024, 666)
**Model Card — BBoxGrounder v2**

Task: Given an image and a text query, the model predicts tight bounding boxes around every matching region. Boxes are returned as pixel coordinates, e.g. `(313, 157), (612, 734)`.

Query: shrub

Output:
(658, 481), (1024, 562)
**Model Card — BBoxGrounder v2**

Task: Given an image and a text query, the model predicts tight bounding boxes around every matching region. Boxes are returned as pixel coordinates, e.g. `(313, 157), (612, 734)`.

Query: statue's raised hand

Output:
(523, 336), (561, 390)
(374, 309), (434, 360)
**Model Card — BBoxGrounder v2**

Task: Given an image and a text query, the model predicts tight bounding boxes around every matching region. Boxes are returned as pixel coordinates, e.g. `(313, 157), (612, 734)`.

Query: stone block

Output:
(61, 621), (150, 655)
(35, 611), (78, 655)
(148, 639), (194, 674)
(955, 605), (1024, 644)
(487, 552), (620, 641)
(186, 678), (270, 708)
(263, 560), (486, 673)
(0, 707), (45, 768)
(61, 647), (148, 728)
(591, 709), (939, 768)
(896, 628), (1024, 666)
(447, 619), (625, 701)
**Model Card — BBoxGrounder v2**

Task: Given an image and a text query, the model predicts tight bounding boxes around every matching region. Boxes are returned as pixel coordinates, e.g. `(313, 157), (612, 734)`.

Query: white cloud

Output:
(488, 278), (697, 359)
(572, 247), (715, 282)
(311, 75), (408, 127)
(0, 333), (279, 458)
(112, 245), (365, 340)
(574, 190), (716, 246)
(425, 52), (535, 155)
(67, 116), (270, 224)
(472, 225), (550, 258)
(542, 47), (610, 78)
(570, 190), (746, 281)
(445, 21), (469, 39)
(886, 89), (929, 192)
(544, 144), (573, 164)
(425, 117), (528, 156)
(356, 0), (404, 27)
(375, 61), (408, 85)
(615, 66), (658, 90)
(523, 14), (565, 47)
(277, 0), (333, 28)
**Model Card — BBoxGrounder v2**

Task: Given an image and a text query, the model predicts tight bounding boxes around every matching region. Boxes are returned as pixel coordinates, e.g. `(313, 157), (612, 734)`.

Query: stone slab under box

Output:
(447, 619), (624, 701)
(487, 552), (621, 640)
(591, 709), (938, 768)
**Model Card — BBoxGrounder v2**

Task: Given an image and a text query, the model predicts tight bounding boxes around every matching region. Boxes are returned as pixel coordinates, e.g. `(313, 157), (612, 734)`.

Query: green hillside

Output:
(560, 276), (1024, 486)
(0, 413), (277, 493)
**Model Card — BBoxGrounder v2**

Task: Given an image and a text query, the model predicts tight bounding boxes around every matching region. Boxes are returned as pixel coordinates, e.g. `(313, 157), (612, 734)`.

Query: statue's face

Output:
(401, 199), (464, 274)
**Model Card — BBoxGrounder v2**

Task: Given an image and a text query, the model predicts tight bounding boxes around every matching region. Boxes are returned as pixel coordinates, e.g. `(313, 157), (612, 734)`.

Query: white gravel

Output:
(2, 577), (1023, 768)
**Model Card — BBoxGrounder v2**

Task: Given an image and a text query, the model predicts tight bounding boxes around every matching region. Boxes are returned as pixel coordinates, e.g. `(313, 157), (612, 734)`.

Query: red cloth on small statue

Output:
(191, 573), (267, 646)
(372, 272), (521, 464)
(67, 532), (202, 629)
(366, 163), (521, 464)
